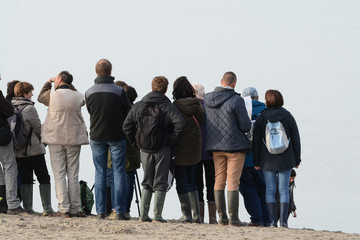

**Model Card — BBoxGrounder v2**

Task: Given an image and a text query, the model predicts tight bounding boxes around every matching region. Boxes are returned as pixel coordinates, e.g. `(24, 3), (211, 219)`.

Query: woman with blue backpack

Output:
(252, 89), (301, 228)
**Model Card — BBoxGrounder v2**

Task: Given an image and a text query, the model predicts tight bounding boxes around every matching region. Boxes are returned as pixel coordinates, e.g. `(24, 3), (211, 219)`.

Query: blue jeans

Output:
(263, 170), (291, 204)
(174, 164), (197, 195)
(125, 170), (136, 213)
(90, 140), (127, 215)
(239, 167), (269, 225)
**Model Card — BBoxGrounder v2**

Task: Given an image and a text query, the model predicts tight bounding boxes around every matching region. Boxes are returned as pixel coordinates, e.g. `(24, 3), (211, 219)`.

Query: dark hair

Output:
(14, 82), (34, 97)
(222, 71), (237, 86)
(265, 89), (284, 108)
(59, 71), (73, 85)
(152, 76), (168, 93)
(172, 76), (195, 100)
(115, 81), (128, 88)
(124, 85), (138, 103)
(96, 59), (112, 76)
(7, 80), (20, 96)
(291, 169), (296, 177)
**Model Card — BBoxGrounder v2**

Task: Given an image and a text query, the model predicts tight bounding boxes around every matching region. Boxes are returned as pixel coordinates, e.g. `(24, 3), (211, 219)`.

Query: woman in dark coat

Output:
(253, 90), (301, 228)
(173, 76), (204, 223)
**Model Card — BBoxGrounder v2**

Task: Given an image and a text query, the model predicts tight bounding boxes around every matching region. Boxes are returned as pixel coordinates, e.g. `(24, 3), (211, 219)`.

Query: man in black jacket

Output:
(0, 79), (25, 214)
(86, 59), (132, 220)
(123, 76), (184, 223)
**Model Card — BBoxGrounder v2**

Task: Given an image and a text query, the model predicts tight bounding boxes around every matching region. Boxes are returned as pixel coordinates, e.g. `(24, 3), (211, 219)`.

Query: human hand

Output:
(292, 210), (297, 217)
(254, 166), (261, 170)
(295, 165), (299, 169)
(48, 77), (55, 83)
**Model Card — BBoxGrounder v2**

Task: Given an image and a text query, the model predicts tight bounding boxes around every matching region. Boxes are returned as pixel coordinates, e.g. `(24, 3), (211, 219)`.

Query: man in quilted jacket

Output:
(204, 71), (251, 227)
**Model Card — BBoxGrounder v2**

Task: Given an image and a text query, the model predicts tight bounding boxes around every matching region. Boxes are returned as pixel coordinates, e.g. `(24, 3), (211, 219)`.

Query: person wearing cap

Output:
(239, 87), (269, 226)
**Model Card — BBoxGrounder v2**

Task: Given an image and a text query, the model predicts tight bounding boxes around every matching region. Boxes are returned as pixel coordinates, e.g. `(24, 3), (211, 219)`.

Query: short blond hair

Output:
(14, 82), (34, 97)
(152, 76), (168, 93)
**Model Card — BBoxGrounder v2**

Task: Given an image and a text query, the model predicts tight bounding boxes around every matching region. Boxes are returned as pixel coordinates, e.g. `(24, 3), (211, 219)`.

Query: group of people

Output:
(0, 58), (301, 229)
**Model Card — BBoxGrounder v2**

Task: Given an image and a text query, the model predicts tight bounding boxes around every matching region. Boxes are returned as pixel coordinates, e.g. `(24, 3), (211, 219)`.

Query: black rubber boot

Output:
(189, 191), (202, 223)
(0, 185), (8, 213)
(139, 188), (152, 222)
(177, 193), (192, 223)
(214, 190), (228, 226)
(20, 184), (34, 213)
(39, 184), (54, 216)
(227, 191), (247, 226)
(279, 202), (289, 228)
(266, 202), (277, 227)
(153, 191), (167, 223)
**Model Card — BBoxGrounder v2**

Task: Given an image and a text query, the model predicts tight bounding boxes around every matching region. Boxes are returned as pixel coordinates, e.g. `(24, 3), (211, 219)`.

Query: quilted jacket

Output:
(204, 87), (251, 153)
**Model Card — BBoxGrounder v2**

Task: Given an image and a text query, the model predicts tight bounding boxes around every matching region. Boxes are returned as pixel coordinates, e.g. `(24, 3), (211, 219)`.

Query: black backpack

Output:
(136, 103), (165, 151)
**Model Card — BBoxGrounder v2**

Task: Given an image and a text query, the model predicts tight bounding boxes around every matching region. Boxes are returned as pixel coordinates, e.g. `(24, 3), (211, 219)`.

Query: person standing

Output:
(12, 82), (54, 216)
(192, 82), (217, 224)
(85, 59), (132, 220)
(239, 87), (269, 226)
(123, 76), (184, 223)
(253, 90), (301, 228)
(0, 78), (25, 214)
(38, 71), (89, 218)
(204, 72), (251, 226)
(172, 77), (203, 223)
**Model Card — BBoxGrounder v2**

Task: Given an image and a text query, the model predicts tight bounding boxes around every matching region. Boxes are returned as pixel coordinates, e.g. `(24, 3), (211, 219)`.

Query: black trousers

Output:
(16, 154), (51, 185)
(195, 159), (215, 202)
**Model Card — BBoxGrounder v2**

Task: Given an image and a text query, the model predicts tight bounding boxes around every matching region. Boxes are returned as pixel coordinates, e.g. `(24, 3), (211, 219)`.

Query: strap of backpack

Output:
(23, 127), (33, 156)
(192, 115), (200, 129)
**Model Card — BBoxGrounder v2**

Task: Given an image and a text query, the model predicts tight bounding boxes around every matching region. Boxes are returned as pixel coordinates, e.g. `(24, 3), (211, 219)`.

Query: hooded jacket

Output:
(0, 90), (13, 127)
(173, 97), (204, 166)
(204, 87), (251, 153)
(252, 106), (301, 171)
(123, 91), (184, 153)
(11, 97), (46, 158)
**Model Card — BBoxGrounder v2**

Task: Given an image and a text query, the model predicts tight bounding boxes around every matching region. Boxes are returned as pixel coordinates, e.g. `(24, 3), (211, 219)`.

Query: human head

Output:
(192, 82), (205, 99)
(95, 59), (112, 76)
(55, 71), (73, 89)
(242, 87), (259, 100)
(265, 89), (284, 108)
(123, 85), (138, 103)
(221, 71), (237, 88)
(14, 82), (34, 99)
(172, 76), (195, 100)
(7, 80), (20, 96)
(114, 81), (128, 88)
(152, 76), (168, 94)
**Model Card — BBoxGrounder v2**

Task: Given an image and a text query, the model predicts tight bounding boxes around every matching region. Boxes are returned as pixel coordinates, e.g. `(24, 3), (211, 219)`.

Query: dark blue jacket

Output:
(243, 100), (267, 167)
(204, 87), (251, 153)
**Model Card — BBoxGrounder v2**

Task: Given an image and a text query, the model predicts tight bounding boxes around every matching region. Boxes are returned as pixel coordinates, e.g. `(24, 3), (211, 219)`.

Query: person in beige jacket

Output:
(12, 82), (54, 216)
(38, 71), (88, 218)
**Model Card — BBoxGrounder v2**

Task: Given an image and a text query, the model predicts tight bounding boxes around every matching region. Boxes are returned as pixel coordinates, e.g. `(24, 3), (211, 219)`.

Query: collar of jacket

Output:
(56, 84), (71, 90)
(94, 76), (115, 84)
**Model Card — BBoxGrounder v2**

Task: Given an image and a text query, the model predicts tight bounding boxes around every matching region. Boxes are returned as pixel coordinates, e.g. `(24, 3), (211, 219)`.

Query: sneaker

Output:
(125, 212), (131, 219)
(70, 212), (86, 218)
(116, 214), (130, 221)
(43, 211), (55, 217)
(248, 222), (263, 227)
(54, 211), (71, 218)
(108, 211), (116, 220)
(7, 206), (26, 215)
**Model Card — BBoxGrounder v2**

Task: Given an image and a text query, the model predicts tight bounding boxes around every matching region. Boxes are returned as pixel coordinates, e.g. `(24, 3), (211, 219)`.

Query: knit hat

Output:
(242, 87), (258, 98)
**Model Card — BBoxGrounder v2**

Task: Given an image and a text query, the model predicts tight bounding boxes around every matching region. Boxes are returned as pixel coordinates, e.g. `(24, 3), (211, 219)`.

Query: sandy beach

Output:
(0, 213), (358, 240)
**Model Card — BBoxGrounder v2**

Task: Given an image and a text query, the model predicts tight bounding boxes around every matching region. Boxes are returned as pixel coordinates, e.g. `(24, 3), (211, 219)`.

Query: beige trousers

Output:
(48, 145), (81, 214)
(213, 152), (245, 191)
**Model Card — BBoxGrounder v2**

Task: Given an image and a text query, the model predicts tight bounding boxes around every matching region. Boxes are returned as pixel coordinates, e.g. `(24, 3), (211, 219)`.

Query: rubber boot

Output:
(189, 191), (202, 223)
(39, 184), (54, 216)
(266, 202), (277, 227)
(214, 190), (228, 226)
(139, 188), (152, 222)
(0, 185), (8, 213)
(208, 201), (218, 224)
(177, 193), (192, 223)
(227, 191), (247, 226)
(153, 191), (167, 223)
(20, 184), (34, 213)
(199, 202), (204, 223)
(279, 202), (289, 228)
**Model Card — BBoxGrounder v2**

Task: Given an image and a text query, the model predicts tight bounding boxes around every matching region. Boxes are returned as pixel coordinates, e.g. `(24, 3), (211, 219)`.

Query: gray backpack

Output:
(264, 120), (289, 154)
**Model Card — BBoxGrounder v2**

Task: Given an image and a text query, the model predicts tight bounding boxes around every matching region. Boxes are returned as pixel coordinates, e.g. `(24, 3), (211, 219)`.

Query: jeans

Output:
(239, 167), (269, 225)
(263, 170), (291, 203)
(174, 164), (197, 195)
(125, 170), (136, 213)
(90, 140), (127, 215)
(195, 160), (215, 202)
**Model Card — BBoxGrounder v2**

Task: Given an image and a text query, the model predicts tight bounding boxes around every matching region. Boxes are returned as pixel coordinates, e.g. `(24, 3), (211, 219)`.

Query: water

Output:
(1, 0), (359, 234)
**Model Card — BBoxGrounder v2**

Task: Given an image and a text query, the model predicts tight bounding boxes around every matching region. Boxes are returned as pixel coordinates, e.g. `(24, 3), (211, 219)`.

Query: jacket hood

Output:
(252, 100), (266, 109)
(142, 91), (171, 104)
(204, 87), (238, 108)
(260, 106), (290, 122)
(11, 97), (34, 107)
(174, 97), (200, 115)
(94, 76), (115, 84)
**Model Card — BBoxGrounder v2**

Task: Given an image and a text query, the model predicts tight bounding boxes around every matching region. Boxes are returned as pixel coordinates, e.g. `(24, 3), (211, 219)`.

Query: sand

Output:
(0, 214), (359, 240)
